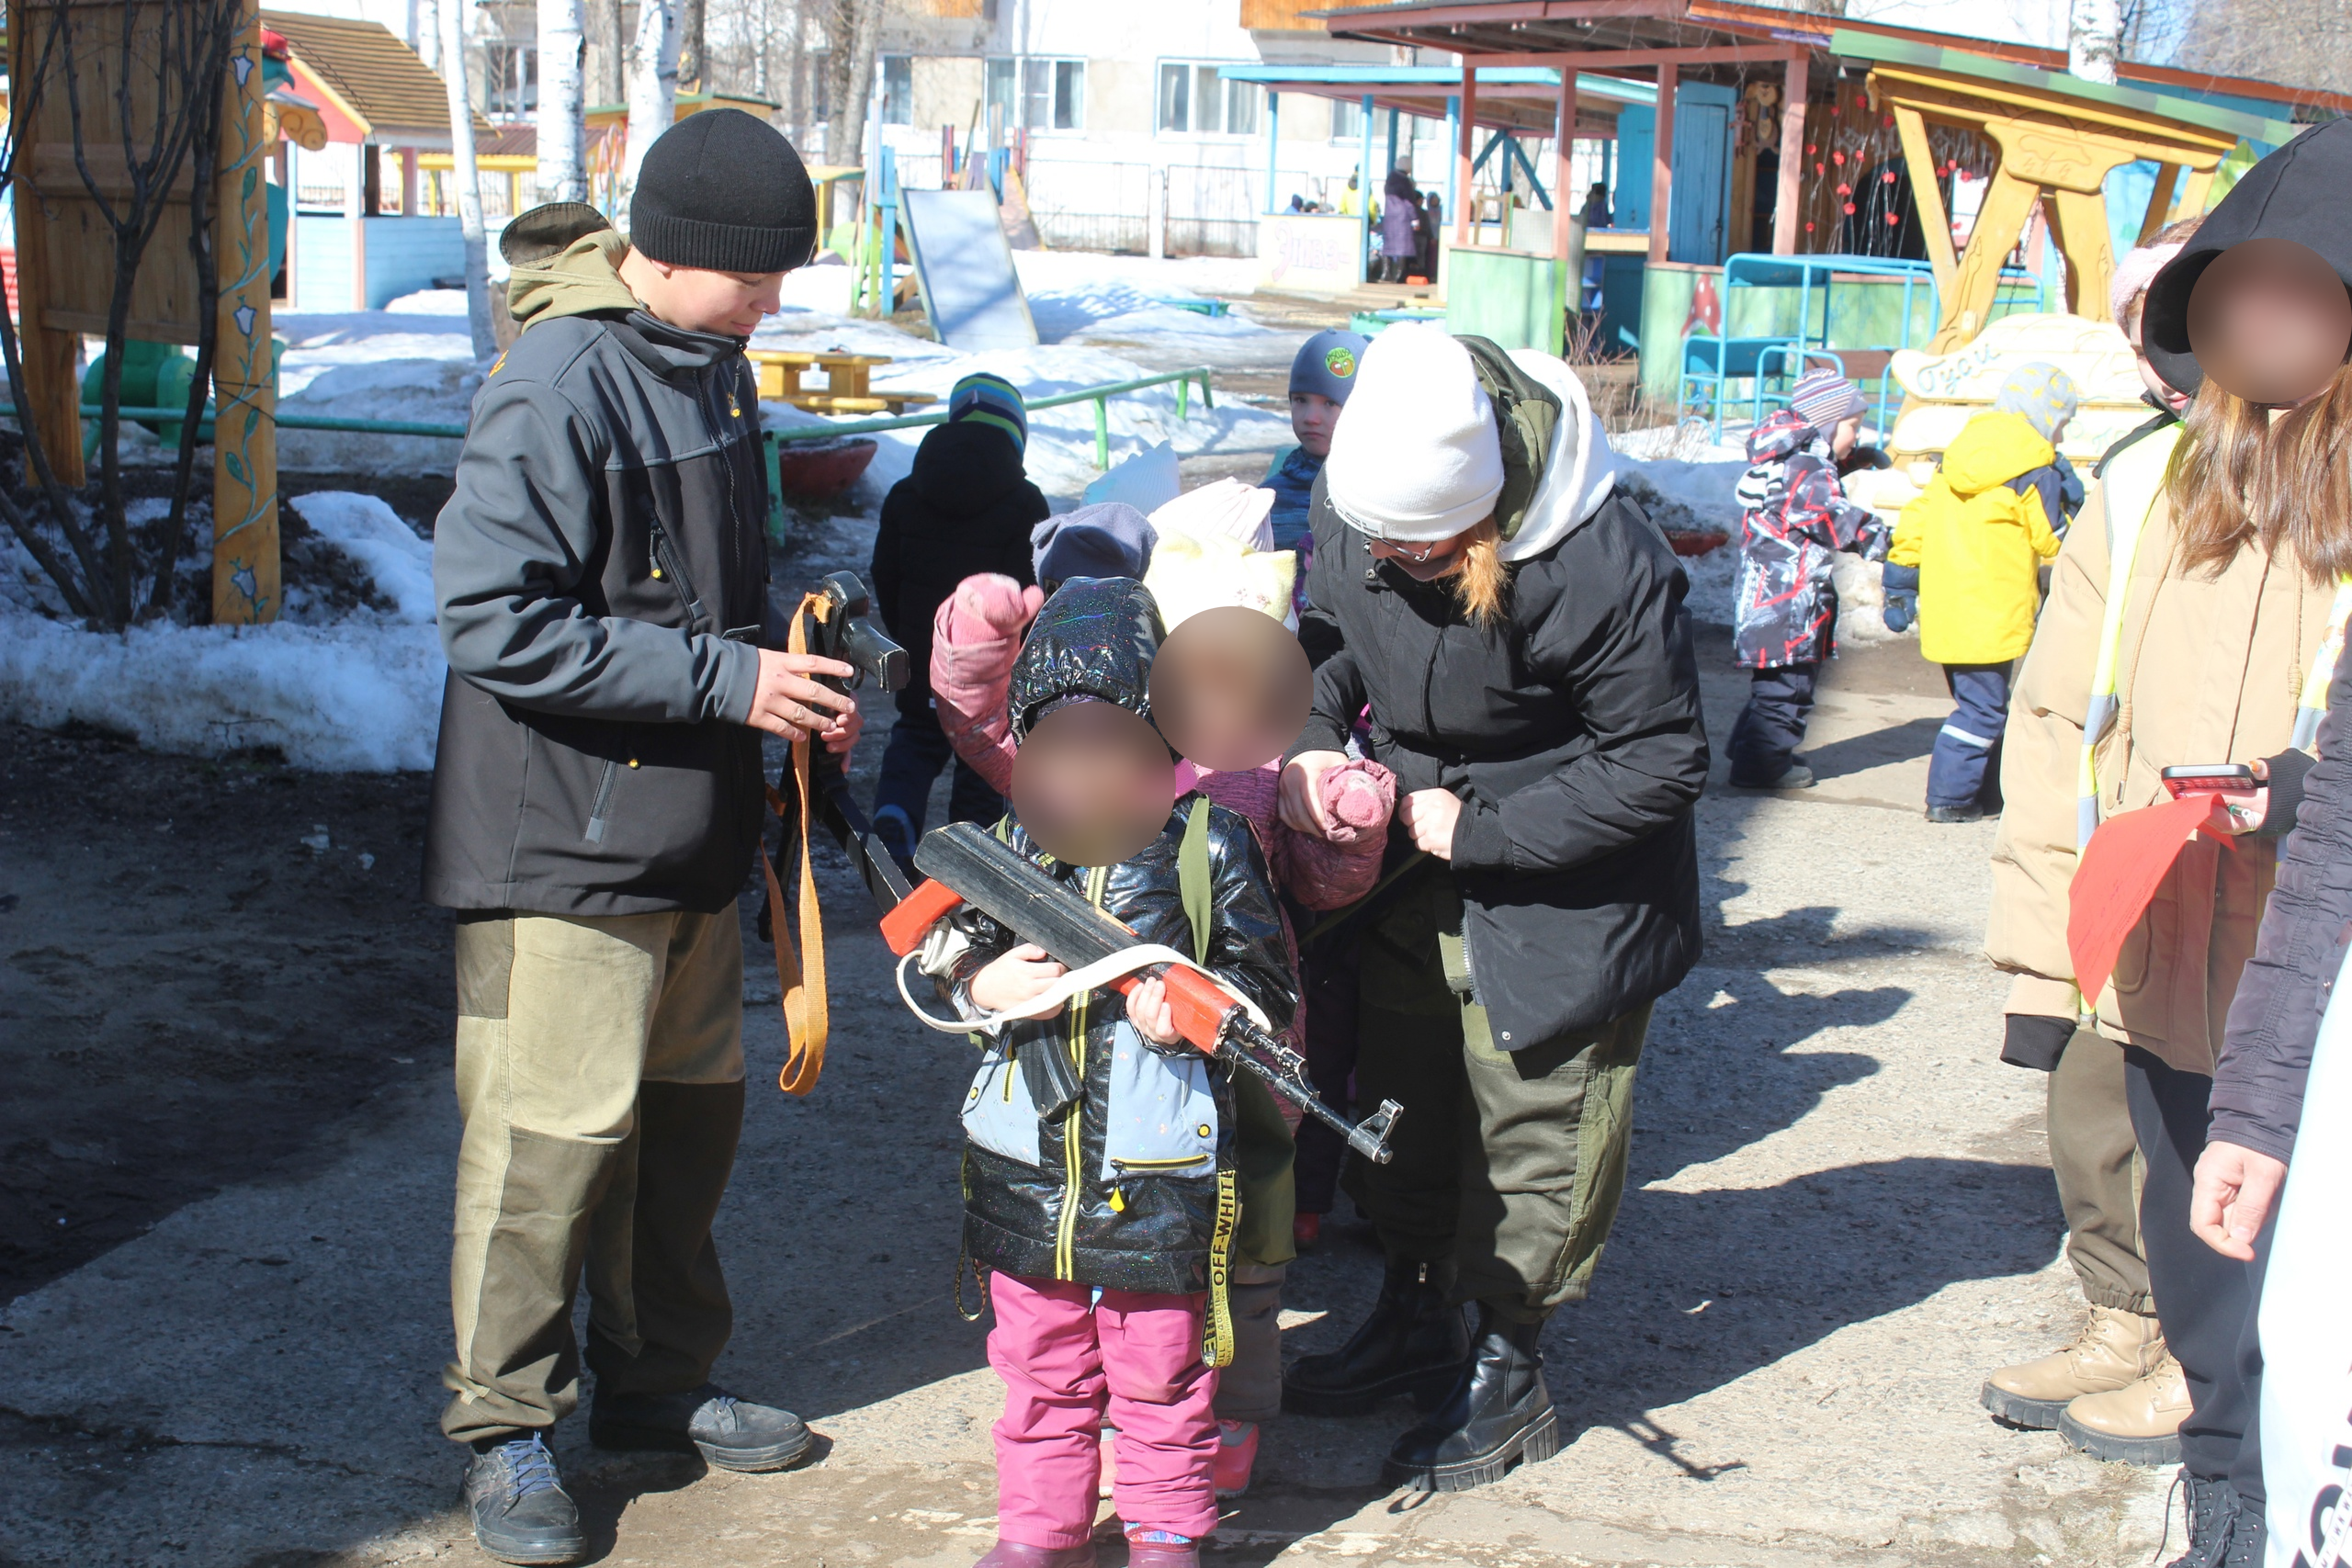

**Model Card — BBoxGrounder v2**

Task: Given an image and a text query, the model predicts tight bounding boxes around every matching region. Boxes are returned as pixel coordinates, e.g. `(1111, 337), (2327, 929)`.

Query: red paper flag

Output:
(2068, 795), (2220, 1002)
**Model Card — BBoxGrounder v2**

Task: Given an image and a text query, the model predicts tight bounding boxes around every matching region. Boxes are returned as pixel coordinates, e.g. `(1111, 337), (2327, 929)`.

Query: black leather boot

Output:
(1282, 1258), (1470, 1416)
(2162, 1474), (2238, 1568)
(1382, 1302), (1560, 1492)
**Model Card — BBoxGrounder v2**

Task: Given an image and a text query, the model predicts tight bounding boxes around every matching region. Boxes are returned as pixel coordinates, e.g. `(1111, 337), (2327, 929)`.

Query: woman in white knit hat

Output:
(1273, 321), (1707, 1491)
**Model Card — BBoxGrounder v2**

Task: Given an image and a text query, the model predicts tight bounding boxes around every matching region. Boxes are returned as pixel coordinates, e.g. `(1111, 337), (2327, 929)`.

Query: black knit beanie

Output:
(629, 108), (816, 273)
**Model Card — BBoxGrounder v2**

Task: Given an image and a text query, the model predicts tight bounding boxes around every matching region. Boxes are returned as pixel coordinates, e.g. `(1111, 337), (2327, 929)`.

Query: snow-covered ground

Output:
(5, 254), (1854, 771)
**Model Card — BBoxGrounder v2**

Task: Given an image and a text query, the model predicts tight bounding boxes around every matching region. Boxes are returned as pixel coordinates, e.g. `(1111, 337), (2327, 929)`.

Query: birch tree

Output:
(2069, 0), (2121, 82)
(439, 0), (497, 359)
(538, 0), (588, 201)
(623, 0), (678, 203)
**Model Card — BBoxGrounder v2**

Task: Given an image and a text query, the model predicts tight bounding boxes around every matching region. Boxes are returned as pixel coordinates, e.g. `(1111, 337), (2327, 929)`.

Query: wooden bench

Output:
(746, 349), (937, 415)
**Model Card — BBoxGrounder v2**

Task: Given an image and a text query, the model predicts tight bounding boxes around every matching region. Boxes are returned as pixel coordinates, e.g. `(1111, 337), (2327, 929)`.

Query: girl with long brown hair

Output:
(1988, 121), (2352, 1568)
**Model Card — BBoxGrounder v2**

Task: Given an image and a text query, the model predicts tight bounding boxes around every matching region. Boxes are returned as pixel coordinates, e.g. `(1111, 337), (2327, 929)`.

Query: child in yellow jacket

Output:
(1884, 362), (2084, 822)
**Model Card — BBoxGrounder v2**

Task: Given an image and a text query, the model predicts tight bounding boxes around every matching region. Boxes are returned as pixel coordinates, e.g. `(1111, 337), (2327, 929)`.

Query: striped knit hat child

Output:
(1789, 367), (1866, 434)
(948, 372), (1027, 454)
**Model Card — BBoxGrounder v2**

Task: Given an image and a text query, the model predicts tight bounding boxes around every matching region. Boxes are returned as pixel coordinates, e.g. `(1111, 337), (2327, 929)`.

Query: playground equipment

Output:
(11, 0), (277, 623)
(1673, 252), (2047, 439)
(1834, 31), (2295, 352)
(1841, 311), (2146, 523)
(899, 186), (1040, 352)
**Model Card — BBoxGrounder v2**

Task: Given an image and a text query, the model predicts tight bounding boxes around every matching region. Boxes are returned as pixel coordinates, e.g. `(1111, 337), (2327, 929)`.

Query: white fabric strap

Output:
(895, 942), (1274, 1038)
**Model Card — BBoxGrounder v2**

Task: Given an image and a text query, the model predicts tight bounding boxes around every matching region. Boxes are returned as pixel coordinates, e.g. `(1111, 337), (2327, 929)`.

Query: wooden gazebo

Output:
(1318, 0), (2337, 274)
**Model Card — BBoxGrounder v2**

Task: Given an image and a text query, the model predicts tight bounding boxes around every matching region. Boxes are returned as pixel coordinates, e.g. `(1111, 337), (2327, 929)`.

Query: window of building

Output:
(881, 56), (912, 125)
(808, 51), (831, 122)
(1158, 62), (1257, 136)
(483, 40), (536, 119)
(1329, 96), (1362, 143)
(986, 56), (1084, 131)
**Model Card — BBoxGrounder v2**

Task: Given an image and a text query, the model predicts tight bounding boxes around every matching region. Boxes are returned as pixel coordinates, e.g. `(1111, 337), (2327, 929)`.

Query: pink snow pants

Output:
(987, 1272), (1220, 1548)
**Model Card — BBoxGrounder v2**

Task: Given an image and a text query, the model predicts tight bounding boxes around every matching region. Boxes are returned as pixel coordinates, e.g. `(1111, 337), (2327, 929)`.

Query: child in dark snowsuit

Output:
(869, 372), (1047, 856)
(944, 578), (1298, 1568)
(1727, 370), (1888, 789)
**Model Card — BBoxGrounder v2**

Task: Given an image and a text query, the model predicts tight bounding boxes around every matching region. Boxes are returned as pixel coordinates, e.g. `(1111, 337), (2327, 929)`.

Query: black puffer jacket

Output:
(2213, 633), (2352, 1165)
(947, 580), (1295, 1293)
(1294, 475), (1708, 1048)
(869, 421), (1046, 713)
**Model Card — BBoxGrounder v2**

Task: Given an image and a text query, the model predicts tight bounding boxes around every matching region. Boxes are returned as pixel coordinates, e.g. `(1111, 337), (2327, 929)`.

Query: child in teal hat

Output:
(1262, 329), (1369, 600)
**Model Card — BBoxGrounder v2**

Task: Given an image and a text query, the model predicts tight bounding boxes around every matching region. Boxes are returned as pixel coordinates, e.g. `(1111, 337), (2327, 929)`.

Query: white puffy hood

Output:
(1497, 348), (1622, 563)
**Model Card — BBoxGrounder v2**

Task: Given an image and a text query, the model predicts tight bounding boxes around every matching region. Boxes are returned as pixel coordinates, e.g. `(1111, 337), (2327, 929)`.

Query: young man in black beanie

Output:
(425, 108), (853, 1566)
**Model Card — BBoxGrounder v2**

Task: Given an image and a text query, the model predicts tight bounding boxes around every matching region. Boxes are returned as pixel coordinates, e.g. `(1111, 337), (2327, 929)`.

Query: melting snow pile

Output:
(0, 492), (446, 771)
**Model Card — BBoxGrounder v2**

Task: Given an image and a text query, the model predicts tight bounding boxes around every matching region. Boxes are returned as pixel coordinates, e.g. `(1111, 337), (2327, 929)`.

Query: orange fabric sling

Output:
(765, 589), (831, 1096)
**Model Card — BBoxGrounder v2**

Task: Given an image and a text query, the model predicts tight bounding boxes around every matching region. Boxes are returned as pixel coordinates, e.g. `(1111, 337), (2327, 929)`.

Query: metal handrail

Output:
(85, 364), (1219, 543)
(81, 364), (1218, 470)
(764, 365), (1216, 468)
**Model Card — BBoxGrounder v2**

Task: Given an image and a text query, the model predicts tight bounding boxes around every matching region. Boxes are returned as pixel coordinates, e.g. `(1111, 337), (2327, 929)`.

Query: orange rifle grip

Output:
(880, 877), (969, 955)
(1108, 965), (1235, 1059)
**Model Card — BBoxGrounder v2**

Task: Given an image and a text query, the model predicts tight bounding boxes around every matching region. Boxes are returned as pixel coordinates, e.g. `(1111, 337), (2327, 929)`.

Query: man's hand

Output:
(1126, 975), (1182, 1046)
(2189, 1139), (2288, 1261)
(970, 943), (1069, 1018)
(1399, 787), (1463, 860)
(1279, 750), (1347, 836)
(746, 649), (859, 745)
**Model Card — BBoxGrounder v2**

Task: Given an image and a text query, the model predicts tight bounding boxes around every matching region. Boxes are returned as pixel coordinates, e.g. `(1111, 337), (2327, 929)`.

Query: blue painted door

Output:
(1599, 86), (1738, 264)
(1670, 82), (1736, 265)
(1614, 105), (1653, 231)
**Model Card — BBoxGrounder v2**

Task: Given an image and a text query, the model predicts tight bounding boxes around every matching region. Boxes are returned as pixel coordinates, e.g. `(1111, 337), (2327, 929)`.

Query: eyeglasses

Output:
(1371, 536), (1453, 564)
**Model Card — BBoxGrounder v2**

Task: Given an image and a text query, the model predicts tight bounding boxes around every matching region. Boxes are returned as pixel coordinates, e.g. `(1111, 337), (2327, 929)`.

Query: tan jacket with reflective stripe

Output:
(1986, 479), (2336, 1075)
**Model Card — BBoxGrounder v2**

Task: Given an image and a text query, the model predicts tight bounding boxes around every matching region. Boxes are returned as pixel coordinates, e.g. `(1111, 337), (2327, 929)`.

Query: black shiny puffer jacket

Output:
(948, 579), (1296, 1293)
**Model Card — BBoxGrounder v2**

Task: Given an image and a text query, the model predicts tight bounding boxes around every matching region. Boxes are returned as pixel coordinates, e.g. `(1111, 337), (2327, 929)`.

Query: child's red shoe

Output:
(1124, 1528), (1200, 1568)
(1293, 1212), (1322, 1251)
(1213, 1418), (1259, 1498)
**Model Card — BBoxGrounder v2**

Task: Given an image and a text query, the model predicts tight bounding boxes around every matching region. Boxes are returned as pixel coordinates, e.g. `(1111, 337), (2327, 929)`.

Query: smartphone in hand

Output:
(2161, 763), (2260, 799)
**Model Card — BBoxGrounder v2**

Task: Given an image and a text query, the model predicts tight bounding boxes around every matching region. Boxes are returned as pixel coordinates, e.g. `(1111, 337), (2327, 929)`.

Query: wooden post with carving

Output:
(211, 0), (279, 626)
(6, 0), (86, 488)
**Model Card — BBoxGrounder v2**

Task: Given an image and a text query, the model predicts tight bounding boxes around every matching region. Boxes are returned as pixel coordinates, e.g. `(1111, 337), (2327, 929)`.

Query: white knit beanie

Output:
(1323, 323), (1505, 542)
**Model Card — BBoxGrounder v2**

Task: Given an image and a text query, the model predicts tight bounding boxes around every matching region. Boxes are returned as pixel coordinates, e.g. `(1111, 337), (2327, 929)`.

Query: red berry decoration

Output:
(1837, 182), (1851, 195)
(1805, 221), (1816, 233)
(1843, 201), (1856, 214)
(1885, 212), (1900, 225)
(1832, 151), (1846, 165)
(1815, 162), (1825, 176)
(1882, 170), (1897, 184)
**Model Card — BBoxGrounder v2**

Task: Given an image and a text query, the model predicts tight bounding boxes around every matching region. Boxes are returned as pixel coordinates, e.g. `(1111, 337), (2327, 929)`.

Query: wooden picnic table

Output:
(746, 349), (937, 415)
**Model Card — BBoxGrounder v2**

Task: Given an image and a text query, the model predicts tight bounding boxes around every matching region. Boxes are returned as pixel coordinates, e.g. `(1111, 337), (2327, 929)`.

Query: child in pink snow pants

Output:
(988, 1277), (1219, 1555)
(938, 578), (1300, 1568)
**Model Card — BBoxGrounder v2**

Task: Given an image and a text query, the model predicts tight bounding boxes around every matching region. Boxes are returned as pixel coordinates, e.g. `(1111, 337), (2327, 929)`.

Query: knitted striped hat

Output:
(949, 372), (1027, 453)
(1789, 368), (1865, 429)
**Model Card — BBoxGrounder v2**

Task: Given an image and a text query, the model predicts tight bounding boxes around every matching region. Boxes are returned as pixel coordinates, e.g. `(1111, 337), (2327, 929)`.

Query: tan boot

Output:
(2057, 1353), (2188, 1467)
(1981, 1306), (2165, 1430)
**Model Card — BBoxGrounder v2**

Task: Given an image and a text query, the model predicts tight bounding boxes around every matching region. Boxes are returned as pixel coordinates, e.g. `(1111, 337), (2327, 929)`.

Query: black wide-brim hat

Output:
(2142, 117), (2352, 400)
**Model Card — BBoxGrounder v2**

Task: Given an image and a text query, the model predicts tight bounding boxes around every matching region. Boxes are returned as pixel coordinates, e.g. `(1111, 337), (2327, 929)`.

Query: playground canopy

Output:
(1316, 0), (2352, 271)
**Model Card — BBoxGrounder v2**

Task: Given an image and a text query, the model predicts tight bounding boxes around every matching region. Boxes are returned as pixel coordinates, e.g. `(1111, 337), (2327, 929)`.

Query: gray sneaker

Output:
(462, 1433), (585, 1566)
(590, 1382), (813, 1472)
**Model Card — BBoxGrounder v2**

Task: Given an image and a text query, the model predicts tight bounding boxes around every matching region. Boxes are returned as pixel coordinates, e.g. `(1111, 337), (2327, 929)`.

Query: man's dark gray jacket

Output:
(424, 235), (774, 916)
